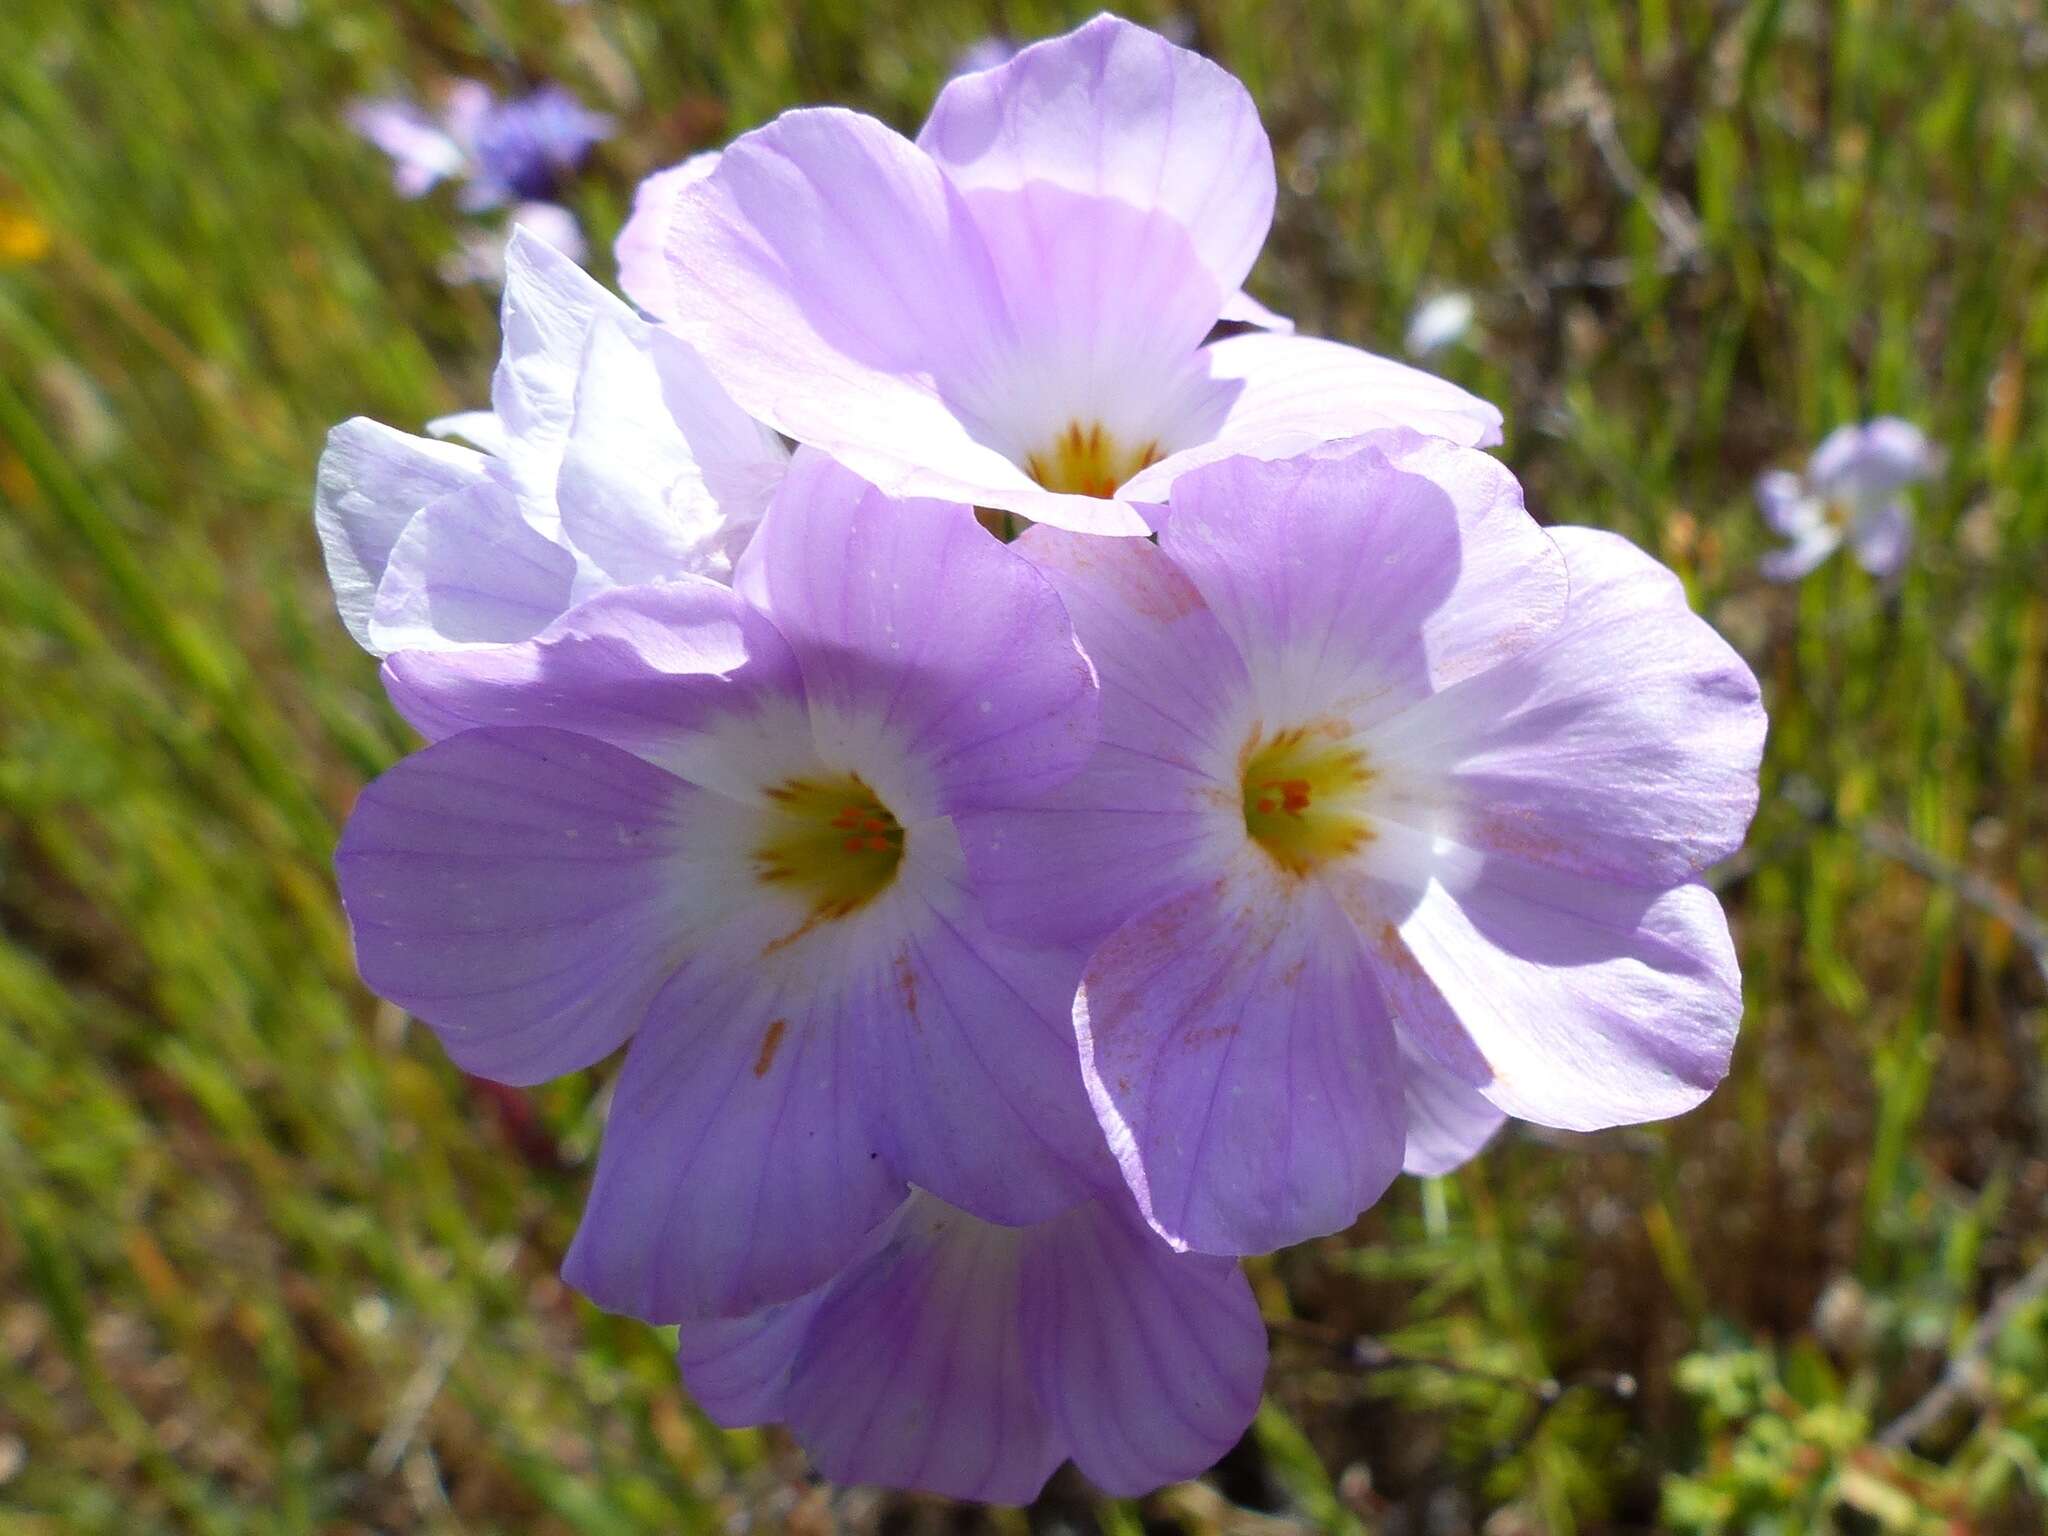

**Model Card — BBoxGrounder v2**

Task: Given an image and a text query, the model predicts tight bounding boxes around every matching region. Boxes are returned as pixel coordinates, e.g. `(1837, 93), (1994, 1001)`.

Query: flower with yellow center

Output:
(1757, 417), (1936, 583)
(960, 433), (1764, 1260)
(636, 16), (1502, 543)
(341, 452), (1110, 1322)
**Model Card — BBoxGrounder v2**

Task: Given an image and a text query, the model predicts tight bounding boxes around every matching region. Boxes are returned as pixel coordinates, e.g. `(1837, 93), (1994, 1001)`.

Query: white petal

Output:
(313, 418), (488, 651)
(488, 229), (637, 516)
(366, 480), (578, 653)
(554, 314), (788, 588)
(1218, 288), (1294, 333)
(1121, 332), (1504, 507)
(425, 409), (511, 457)
(1759, 526), (1842, 582)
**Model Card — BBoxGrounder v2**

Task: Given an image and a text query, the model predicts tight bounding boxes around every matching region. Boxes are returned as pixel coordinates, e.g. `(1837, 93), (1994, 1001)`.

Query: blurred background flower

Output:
(1758, 418), (1939, 582)
(463, 84), (613, 207)
(440, 201), (586, 286)
(1403, 289), (1475, 357)
(951, 35), (1018, 75)
(350, 78), (611, 211)
(0, 201), (52, 264)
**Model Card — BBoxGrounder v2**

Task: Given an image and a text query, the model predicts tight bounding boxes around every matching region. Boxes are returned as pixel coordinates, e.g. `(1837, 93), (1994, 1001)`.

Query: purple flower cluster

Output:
(350, 78), (611, 282)
(318, 15), (1766, 1503)
(351, 80), (611, 209)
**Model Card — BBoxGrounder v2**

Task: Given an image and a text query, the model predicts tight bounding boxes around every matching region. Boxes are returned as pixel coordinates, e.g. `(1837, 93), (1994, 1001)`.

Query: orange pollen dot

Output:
(1261, 778), (1314, 816)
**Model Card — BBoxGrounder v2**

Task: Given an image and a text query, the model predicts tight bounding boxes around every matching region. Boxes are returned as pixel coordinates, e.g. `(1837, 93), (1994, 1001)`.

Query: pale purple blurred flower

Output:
(1404, 290), (1475, 357)
(1759, 417), (1938, 581)
(440, 201), (587, 286)
(614, 15), (1500, 539)
(316, 232), (788, 653)
(677, 1189), (1265, 1500)
(349, 79), (610, 210)
(964, 432), (1765, 1255)
(466, 84), (613, 207)
(952, 36), (1019, 76)
(347, 92), (473, 199)
(336, 452), (1110, 1320)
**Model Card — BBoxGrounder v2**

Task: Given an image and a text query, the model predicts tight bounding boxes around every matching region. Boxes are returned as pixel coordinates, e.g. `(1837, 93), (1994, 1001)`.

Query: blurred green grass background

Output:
(3, 1), (2046, 1531)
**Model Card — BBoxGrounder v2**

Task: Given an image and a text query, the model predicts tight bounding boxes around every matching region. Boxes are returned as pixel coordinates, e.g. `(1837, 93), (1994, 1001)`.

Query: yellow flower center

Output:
(1240, 725), (1374, 875)
(753, 773), (905, 920)
(1025, 420), (1161, 499)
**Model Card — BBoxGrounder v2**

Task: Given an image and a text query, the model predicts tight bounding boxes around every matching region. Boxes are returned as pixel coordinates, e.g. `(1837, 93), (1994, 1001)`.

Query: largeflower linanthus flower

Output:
(336, 453), (1110, 1318)
(961, 433), (1766, 1254)
(349, 84), (485, 200)
(951, 36), (1021, 77)
(350, 79), (611, 210)
(469, 83), (613, 204)
(618, 14), (1502, 537)
(315, 232), (788, 654)
(1758, 416), (1937, 581)
(441, 200), (588, 286)
(1403, 290), (1475, 358)
(678, 1189), (1265, 1501)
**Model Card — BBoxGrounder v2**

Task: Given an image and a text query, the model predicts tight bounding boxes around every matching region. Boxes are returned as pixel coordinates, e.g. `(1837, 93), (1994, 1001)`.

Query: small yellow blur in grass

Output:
(0, 203), (51, 264)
